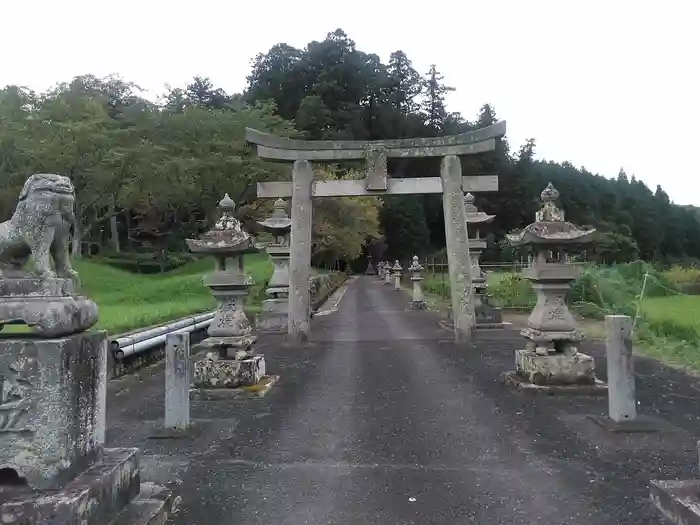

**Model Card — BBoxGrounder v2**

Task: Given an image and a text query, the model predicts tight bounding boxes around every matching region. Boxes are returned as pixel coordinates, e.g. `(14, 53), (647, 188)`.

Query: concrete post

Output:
(605, 315), (636, 422)
(289, 160), (314, 342)
(165, 332), (190, 430)
(440, 155), (476, 342)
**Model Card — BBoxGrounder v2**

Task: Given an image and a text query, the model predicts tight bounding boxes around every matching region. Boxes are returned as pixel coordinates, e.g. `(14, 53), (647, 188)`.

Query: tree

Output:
(421, 64), (454, 133)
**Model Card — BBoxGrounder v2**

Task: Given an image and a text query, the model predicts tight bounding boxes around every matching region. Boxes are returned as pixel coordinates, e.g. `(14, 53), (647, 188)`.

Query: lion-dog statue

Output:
(0, 173), (79, 280)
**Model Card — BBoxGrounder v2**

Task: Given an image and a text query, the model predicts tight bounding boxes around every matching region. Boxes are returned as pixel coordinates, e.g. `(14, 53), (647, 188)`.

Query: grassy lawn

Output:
(72, 253), (273, 335)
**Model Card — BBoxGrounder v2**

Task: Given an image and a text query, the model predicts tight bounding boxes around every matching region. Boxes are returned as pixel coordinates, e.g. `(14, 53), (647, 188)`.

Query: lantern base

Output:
(515, 348), (596, 386)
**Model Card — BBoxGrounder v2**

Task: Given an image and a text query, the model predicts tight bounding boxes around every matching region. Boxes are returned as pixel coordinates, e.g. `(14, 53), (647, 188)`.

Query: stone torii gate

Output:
(246, 122), (507, 343)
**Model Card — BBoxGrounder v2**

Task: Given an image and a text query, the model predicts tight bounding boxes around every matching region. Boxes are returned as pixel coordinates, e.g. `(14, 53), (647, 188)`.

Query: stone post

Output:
(165, 332), (190, 430)
(605, 315), (636, 421)
(392, 260), (403, 291)
(289, 160), (314, 342)
(440, 155), (475, 341)
(384, 261), (393, 285)
(409, 255), (426, 309)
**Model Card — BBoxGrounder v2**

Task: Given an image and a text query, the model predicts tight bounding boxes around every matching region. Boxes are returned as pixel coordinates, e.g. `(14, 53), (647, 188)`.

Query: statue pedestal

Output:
(0, 278), (98, 337)
(0, 332), (174, 523)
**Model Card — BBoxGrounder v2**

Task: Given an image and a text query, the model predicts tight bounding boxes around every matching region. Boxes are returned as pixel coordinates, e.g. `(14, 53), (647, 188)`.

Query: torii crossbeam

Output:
(246, 121), (507, 343)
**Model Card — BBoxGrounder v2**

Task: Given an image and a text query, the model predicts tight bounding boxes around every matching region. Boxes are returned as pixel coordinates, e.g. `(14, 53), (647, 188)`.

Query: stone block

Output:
(0, 278), (99, 337)
(258, 298), (289, 333)
(515, 348), (595, 385)
(0, 331), (107, 489)
(193, 352), (241, 388)
(650, 479), (700, 525)
(239, 355), (266, 386)
(0, 448), (140, 525)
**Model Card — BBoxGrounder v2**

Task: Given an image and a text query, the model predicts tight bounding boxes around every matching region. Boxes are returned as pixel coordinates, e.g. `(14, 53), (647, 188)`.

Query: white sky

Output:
(2, 1), (698, 204)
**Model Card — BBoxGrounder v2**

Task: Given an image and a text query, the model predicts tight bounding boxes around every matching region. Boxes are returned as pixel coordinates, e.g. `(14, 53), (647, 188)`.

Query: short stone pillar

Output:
(257, 198), (292, 334)
(0, 174), (174, 523)
(187, 194), (266, 390)
(464, 193), (503, 327)
(505, 183), (599, 390)
(409, 255), (426, 309)
(605, 315), (636, 421)
(165, 332), (191, 430)
(384, 261), (393, 285)
(391, 260), (403, 291)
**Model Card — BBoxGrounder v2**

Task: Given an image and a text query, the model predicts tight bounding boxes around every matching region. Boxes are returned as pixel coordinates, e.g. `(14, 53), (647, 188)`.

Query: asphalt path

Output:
(107, 276), (694, 524)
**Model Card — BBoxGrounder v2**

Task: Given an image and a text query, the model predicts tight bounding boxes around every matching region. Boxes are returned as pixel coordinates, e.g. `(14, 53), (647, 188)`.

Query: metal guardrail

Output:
(109, 312), (215, 359)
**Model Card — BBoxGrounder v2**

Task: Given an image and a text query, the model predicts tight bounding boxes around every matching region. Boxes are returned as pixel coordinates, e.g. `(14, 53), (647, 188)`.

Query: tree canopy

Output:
(1, 29), (698, 269)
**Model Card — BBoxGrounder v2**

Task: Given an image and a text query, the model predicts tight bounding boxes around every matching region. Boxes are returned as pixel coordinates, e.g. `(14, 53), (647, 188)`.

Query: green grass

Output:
(73, 253), (272, 335)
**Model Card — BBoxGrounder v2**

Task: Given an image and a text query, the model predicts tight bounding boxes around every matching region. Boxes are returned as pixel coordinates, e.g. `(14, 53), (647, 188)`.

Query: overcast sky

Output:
(2, 1), (698, 204)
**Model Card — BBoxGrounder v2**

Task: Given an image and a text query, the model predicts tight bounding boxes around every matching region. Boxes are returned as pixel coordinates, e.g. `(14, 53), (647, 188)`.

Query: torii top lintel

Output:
(245, 120), (506, 162)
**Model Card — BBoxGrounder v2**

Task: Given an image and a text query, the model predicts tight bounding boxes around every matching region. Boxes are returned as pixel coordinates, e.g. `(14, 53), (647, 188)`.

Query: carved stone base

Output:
(0, 331), (107, 490)
(258, 297), (288, 334)
(0, 278), (98, 337)
(650, 479), (700, 525)
(411, 300), (427, 310)
(515, 348), (596, 385)
(193, 352), (266, 388)
(521, 327), (584, 354)
(0, 447), (175, 525)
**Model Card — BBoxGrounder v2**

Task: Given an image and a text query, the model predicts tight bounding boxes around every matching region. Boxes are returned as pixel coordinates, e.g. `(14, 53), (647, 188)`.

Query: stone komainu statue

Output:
(0, 173), (78, 279)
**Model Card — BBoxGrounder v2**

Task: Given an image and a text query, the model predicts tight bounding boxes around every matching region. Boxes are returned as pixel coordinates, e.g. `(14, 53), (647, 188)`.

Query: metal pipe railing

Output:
(110, 312), (214, 359)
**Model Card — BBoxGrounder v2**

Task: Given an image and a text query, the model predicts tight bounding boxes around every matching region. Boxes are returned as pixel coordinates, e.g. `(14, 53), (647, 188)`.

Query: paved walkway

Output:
(107, 276), (699, 524)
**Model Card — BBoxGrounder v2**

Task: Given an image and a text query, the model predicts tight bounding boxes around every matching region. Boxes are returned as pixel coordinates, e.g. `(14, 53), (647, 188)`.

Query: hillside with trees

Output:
(1, 28), (698, 269)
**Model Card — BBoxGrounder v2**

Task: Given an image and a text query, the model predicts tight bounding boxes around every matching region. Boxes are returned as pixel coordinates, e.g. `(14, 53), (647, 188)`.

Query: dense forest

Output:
(1, 28), (698, 270)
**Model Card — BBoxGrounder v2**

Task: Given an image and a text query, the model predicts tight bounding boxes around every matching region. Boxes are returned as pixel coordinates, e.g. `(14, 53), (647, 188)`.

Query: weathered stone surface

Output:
(0, 330), (107, 490)
(246, 122), (506, 161)
(0, 174), (79, 281)
(0, 278), (99, 337)
(0, 447), (141, 525)
(239, 355), (266, 386)
(408, 256), (426, 309)
(193, 352), (242, 388)
(650, 479), (700, 525)
(288, 160), (313, 342)
(441, 155), (476, 341)
(258, 297), (289, 334)
(515, 348), (595, 385)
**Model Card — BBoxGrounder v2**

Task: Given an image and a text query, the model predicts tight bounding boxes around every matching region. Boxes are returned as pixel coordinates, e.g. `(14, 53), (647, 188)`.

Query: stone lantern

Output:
(365, 255), (376, 275)
(391, 260), (403, 291)
(408, 255), (426, 309)
(384, 261), (393, 285)
(257, 198), (292, 333)
(464, 192), (503, 327)
(505, 183), (597, 388)
(377, 261), (385, 279)
(186, 194), (265, 389)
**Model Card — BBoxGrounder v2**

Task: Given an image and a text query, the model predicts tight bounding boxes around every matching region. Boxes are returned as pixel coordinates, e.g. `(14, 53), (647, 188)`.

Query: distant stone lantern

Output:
(186, 194), (266, 389)
(464, 193), (503, 327)
(505, 182), (597, 389)
(408, 255), (426, 309)
(365, 255), (376, 275)
(384, 261), (393, 285)
(377, 261), (385, 279)
(257, 198), (292, 333)
(391, 260), (403, 291)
